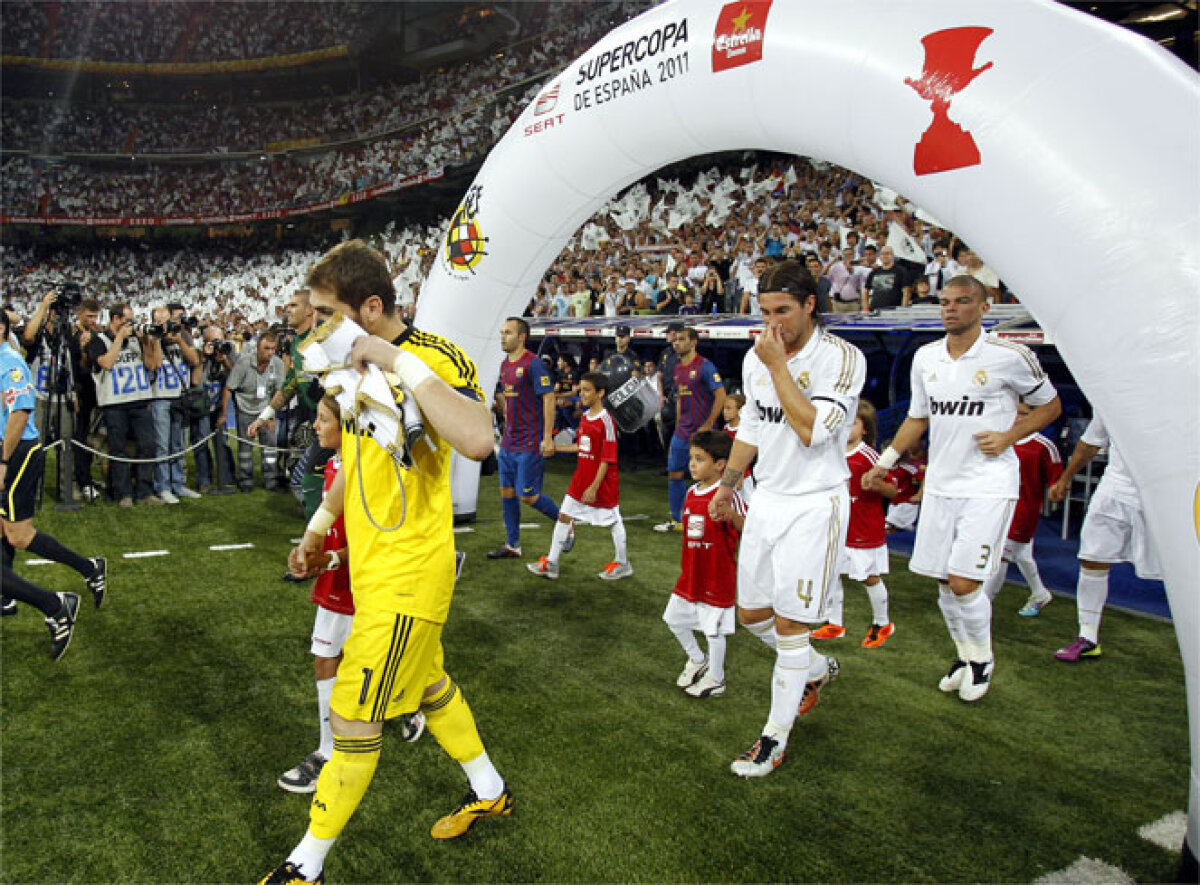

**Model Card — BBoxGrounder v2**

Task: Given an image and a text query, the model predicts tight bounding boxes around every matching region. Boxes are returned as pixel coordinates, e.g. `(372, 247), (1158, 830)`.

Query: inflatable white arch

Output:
(416, 0), (1200, 862)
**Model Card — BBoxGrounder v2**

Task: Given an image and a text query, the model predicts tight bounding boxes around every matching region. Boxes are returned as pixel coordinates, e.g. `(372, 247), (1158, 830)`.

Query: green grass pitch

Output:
(0, 457), (1188, 883)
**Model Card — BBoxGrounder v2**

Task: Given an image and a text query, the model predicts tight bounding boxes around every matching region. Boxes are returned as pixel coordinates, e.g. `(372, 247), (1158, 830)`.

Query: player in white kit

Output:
(865, 276), (1060, 702)
(1049, 415), (1161, 661)
(709, 259), (866, 777)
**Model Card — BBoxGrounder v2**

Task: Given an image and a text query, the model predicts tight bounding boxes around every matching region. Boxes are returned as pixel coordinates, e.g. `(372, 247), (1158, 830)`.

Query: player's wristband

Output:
(325, 550), (341, 572)
(391, 350), (436, 390)
(878, 446), (901, 470)
(258, 405), (276, 422)
(306, 505), (336, 537)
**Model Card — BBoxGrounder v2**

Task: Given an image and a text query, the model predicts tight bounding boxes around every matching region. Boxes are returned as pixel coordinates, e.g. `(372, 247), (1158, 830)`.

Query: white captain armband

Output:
(391, 350), (436, 390)
(258, 405), (276, 422)
(808, 397), (848, 447)
(306, 505), (336, 537)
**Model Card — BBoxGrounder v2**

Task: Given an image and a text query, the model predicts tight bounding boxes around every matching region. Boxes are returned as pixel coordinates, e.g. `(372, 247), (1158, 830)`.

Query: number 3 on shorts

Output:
(796, 579), (813, 607)
(976, 544), (992, 569)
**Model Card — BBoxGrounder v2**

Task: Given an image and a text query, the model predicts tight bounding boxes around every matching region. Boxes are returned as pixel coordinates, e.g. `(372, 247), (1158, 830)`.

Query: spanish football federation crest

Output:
(443, 185), (489, 278)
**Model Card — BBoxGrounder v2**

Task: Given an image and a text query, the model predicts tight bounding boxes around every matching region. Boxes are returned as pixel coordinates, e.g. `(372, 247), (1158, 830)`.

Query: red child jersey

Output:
(846, 443), (890, 549)
(1007, 433), (1063, 543)
(672, 482), (746, 608)
(310, 456), (354, 615)
(566, 407), (620, 509)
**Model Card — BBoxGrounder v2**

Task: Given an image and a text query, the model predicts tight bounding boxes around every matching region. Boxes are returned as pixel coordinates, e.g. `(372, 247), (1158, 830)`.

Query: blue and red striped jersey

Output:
(499, 351), (554, 453)
(673, 355), (723, 440)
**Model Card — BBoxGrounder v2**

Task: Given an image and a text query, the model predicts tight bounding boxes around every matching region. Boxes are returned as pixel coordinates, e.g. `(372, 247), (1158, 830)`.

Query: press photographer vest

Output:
(27, 337), (74, 401)
(93, 332), (153, 408)
(149, 343), (189, 400)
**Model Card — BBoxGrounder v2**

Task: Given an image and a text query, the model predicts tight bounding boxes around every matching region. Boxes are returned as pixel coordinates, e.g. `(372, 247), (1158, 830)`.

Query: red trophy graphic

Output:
(905, 27), (993, 176)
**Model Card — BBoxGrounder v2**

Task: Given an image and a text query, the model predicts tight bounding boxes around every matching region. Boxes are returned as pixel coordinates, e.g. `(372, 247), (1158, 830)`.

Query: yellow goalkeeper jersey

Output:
(340, 327), (482, 623)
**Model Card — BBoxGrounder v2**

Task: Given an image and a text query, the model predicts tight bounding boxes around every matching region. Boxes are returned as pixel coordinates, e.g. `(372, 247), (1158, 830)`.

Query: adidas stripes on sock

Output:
(767, 630), (811, 743)
(308, 733), (382, 841)
(743, 617), (776, 649)
(422, 679), (487, 765)
(1077, 567), (1109, 644)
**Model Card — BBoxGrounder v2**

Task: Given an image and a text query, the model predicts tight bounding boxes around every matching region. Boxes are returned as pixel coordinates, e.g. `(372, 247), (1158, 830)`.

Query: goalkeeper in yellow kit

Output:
(260, 240), (509, 885)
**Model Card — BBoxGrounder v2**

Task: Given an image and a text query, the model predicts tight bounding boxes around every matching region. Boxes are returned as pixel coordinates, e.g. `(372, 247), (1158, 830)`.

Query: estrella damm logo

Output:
(443, 184), (489, 277)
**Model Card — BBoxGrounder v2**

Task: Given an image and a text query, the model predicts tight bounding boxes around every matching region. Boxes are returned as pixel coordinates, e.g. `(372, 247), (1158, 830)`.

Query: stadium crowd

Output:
(1, 1), (373, 64)
(3, 157), (996, 335)
(1, 2), (651, 218)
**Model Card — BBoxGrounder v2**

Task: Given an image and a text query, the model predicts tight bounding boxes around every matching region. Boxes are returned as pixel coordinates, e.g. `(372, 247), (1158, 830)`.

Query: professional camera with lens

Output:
(133, 322), (165, 339)
(57, 281), (83, 309)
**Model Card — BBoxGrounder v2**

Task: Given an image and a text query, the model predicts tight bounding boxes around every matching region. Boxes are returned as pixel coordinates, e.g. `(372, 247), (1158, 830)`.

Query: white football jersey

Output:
(909, 331), (1057, 499)
(1080, 416), (1141, 506)
(738, 327), (866, 496)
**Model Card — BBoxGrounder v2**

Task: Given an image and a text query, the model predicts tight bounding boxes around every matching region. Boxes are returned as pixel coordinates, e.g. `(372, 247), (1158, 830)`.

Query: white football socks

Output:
(766, 630), (810, 745)
(547, 520), (571, 564)
(865, 579), (890, 625)
(316, 677), (336, 761)
(610, 519), (628, 564)
(670, 626), (705, 663)
(743, 617), (776, 649)
(936, 582), (969, 661)
(1077, 566), (1109, 643)
(956, 587), (993, 662)
(705, 633), (727, 683)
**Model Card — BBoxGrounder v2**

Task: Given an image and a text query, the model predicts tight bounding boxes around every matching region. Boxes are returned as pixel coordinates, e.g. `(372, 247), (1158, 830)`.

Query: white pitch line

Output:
(290, 537), (303, 544)
(123, 550), (170, 559)
(24, 558), (53, 565)
(1033, 857), (1134, 885)
(453, 526), (475, 534)
(518, 523), (543, 529)
(623, 513), (650, 521)
(1138, 810), (1187, 852)
(210, 543), (255, 551)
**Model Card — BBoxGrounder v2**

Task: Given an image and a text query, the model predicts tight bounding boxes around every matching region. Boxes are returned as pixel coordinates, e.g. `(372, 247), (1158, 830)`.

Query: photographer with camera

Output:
(246, 289), (329, 514)
(144, 306), (201, 504)
(20, 286), (84, 506)
(86, 303), (160, 507)
(71, 298), (103, 502)
(197, 324), (237, 494)
(221, 330), (285, 493)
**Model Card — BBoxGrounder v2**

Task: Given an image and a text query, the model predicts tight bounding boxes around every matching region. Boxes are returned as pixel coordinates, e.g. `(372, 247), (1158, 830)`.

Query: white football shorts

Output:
(737, 486), (849, 623)
(910, 494), (1016, 583)
(560, 495), (622, 528)
(662, 594), (736, 636)
(840, 544), (889, 582)
(1079, 486), (1162, 580)
(311, 605), (354, 658)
